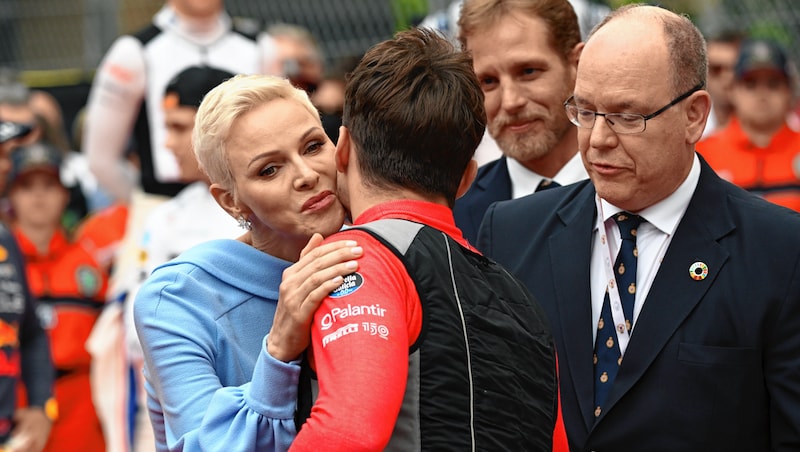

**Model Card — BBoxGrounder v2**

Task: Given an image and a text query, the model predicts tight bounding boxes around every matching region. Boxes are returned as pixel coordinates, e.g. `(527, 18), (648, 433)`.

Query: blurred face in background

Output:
(706, 40), (739, 113)
(164, 105), (206, 183)
(272, 35), (324, 94)
(169, 0), (223, 19)
(732, 69), (793, 131)
(0, 141), (12, 192)
(8, 170), (69, 229)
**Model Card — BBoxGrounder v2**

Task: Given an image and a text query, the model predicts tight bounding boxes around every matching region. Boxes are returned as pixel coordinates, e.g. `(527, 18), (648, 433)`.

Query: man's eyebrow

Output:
(572, 94), (639, 112)
(571, 94), (589, 105)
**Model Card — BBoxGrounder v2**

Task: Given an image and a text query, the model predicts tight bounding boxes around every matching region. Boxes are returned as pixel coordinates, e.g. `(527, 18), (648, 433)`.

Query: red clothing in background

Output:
(14, 228), (108, 452)
(697, 117), (800, 212)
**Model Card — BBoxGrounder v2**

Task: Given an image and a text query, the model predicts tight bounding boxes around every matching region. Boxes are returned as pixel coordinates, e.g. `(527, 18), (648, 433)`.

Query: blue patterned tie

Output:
(593, 212), (642, 419)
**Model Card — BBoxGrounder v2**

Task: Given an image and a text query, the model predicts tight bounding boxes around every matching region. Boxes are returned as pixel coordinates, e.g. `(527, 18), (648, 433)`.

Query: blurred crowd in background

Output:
(1, 0), (799, 450)
(2, 0), (799, 144)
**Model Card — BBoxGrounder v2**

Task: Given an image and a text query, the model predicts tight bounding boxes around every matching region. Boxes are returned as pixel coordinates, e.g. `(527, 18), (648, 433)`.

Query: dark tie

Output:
(593, 212), (642, 419)
(536, 179), (561, 192)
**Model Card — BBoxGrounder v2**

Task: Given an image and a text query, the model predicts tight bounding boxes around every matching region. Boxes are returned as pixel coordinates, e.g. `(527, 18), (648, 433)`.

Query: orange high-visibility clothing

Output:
(697, 117), (800, 212)
(14, 228), (107, 452)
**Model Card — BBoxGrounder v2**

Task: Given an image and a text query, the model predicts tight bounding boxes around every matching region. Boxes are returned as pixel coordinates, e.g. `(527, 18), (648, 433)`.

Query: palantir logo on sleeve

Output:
(320, 272), (391, 347)
(320, 303), (387, 331)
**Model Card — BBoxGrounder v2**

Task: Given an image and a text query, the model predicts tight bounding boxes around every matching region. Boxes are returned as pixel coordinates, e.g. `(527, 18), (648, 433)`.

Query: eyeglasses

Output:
(563, 82), (705, 134)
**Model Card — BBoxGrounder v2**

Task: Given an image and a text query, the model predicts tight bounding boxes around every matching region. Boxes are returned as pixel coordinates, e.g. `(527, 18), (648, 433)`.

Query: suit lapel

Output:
(598, 159), (734, 418)
(549, 184), (598, 433)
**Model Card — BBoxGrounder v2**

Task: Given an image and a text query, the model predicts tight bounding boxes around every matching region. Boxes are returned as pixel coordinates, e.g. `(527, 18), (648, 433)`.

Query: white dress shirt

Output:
(508, 152), (589, 199)
(589, 154), (701, 349)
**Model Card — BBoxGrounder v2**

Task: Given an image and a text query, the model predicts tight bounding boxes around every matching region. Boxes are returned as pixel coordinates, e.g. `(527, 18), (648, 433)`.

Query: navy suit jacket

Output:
(453, 157), (511, 245)
(478, 157), (800, 451)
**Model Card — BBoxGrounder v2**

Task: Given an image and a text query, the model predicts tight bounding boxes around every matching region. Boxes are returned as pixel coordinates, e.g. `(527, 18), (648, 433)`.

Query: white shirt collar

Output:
(597, 153), (701, 235)
(507, 152), (588, 199)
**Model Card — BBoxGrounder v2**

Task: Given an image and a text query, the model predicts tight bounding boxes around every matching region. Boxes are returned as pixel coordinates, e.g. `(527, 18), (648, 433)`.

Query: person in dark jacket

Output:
(0, 119), (56, 452)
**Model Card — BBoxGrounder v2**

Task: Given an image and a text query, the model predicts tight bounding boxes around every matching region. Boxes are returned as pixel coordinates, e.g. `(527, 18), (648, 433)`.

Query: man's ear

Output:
(567, 41), (585, 83)
(334, 125), (351, 173)
(686, 90), (712, 145)
(569, 41), (584, 68)
(456, 159), (478, 199)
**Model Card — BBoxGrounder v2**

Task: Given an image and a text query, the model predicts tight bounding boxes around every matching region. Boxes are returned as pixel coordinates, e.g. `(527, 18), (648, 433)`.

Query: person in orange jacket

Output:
(697, 38), (800, 212)
(6, 141), (108, 452)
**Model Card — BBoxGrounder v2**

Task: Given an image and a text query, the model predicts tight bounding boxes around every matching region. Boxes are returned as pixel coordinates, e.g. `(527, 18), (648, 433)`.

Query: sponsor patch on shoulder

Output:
(329, 272), (363, 298)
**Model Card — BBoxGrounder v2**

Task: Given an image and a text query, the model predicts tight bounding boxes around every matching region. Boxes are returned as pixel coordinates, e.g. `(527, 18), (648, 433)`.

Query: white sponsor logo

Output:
(320, 303), (387, 330)
(322, 323), (360, 347)
(321, 322), (391, 348)
(362, 322), (389, 340)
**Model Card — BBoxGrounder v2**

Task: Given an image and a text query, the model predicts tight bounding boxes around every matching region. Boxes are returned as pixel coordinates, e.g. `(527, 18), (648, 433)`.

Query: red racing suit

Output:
(13, 228), (108, 452)
(292, 200), (560, 451)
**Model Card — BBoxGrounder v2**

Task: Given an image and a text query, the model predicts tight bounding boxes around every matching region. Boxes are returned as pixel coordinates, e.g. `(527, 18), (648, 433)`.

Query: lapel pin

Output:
(689, 261), (708, 281)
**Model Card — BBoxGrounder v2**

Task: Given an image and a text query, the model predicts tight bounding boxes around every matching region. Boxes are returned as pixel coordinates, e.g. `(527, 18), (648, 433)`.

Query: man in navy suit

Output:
(453, 0), (590, 244)
(479, 4), (800, 451)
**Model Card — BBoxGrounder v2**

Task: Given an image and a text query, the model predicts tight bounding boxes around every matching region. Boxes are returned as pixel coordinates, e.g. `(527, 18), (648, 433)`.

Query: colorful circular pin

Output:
(689, 261), (708, 281)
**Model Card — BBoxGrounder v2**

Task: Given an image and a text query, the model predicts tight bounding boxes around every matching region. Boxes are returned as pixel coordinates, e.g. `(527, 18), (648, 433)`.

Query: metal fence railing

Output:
(2, 0), (799, 80)
(698, 0), (800, 57)
(0, 0), (448, 79)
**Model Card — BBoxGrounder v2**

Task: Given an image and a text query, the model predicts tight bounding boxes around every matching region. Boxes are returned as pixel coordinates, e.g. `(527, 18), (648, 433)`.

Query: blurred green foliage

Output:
(392, 0), (430, 31)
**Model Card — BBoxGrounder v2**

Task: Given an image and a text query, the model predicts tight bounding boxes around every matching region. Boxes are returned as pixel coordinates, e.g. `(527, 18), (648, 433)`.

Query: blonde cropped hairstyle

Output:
(193, 74), (319, 190)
